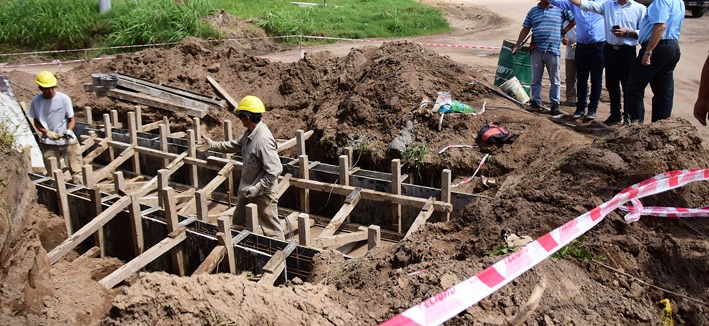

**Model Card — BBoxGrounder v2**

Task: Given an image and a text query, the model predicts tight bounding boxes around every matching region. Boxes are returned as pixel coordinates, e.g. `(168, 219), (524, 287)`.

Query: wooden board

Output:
(192, 245), (226, 275)
(107, 88), (207, 118)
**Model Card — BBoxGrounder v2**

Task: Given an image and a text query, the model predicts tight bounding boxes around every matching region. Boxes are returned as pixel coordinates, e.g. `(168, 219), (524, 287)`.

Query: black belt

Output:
(605, 43), (636, 50)
(577, 42), (605, 48)
(641, 39), (679, 47)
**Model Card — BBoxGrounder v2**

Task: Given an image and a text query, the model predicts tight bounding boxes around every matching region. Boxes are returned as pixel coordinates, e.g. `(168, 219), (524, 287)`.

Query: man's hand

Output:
(562, 37), (569, 46)
(196, 136), (213, 152)
(642, 52), (652, 66)
(511, 45), (520, 55)
(612, 27), (626, 37)
(46, 131), (61, 140)
(694, 98), (709, 126)
(242, 185), (259, 198)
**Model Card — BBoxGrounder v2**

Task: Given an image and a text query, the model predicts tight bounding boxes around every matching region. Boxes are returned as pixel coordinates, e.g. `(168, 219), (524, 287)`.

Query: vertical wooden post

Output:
(441, 169), (452, 222)
(103, 113), (115, 161)
(82, 164), (94, 188)
(391, 159), (402, 233)
(162, 116), (170, 134)
(218, 216), (237, 274)
(159, 124), (169, 168)
(110, 109), (119, 128)
(128, 194), (144, 256)
(161, 187), (185, 276)
(53, 169), (73, 235)
(298, 213), (310, 246)
(127, 112), (140, 175)
(84, 106), (93, 125)
(193, 117), (201, 142)
(339, 155), (349, 186)
(299, 155), (310, 213)
(157, 169), (169, 207)
(47, 157), (58, 175)
(195, 190), (208, 221)
(113, 171), (125, 195)
(89, 185), (106, 257)
(245, 203), (259, 234)
(344, 147), (353, 169)
(368, 225), (381, 250)
(296, 129), (306, 157)
(186, 130), (198, 187)
(224, 120), (233, 140)
(134, 106), (142, 131)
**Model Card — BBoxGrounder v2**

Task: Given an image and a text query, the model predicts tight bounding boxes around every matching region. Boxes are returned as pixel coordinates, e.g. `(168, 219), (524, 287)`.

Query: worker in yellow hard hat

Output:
(28, 71), (83, 184)
(198, 95), (284, 240)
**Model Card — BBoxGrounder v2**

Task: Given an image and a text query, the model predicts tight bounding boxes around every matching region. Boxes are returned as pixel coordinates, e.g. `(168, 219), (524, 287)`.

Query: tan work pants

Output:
(41, 142), (83, 184)
(233, 192), (284, 240)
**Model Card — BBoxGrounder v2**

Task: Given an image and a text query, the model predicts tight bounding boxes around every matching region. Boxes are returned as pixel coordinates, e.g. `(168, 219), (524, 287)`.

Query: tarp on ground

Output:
(0, 75), (45, 172)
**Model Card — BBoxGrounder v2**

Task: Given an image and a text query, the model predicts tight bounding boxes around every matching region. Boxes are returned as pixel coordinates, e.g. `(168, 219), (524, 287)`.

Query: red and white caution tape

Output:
(382, 168), (709, 326)
(451, 154), (489, 188)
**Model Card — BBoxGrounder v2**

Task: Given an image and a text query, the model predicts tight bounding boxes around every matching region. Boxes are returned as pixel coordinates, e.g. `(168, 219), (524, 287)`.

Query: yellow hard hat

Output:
(36, 71), (57, 88)
(236, 95), (265, 114)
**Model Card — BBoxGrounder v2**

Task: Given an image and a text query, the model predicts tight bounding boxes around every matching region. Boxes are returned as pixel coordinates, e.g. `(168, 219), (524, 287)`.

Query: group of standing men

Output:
(513, 0), (684, 125)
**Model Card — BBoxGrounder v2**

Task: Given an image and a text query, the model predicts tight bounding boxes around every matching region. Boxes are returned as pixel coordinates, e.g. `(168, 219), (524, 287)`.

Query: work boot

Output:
(603, 116), (622, 126)
(572, 109), (585, 119)
(549, 103), (562, 115)
(527, 101), (544, 112)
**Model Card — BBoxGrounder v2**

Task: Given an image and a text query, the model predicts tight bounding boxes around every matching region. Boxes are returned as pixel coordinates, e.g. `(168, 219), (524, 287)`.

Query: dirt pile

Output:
(0, 148), (120, 325)
(101, 272), (357, 325)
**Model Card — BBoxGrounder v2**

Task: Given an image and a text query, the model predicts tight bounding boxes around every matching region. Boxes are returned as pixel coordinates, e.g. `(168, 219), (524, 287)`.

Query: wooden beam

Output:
(296, 129), (306, 157)
(99, 228), (187, 289)
(289, 177), (453, 213)
(339, 155), (349, 186)
(48, 195), (132, 264)
(218, 216), (236, 274)
(115, 73), (225, 108)
(53, 169), (73, 235)
(192, 245), (225, 275)
(277, 130), (314, 153)
(107, 88), (207, 118)
(93, 146), (135, 183)
(115, 78), (211, 112)
(89, 185), (106, 257)
(317, 187), (362, 238)
(405, 197), (436, 239)
(299, 155), (310, 213)
(258, 241), (297, 285)
(312, 227), (367, 249)
(127, 112), (141, 175)
(441, 169), (452, 222)
(245, 203), (259, 234)
(298, 213), (311, 246)
(161, 187), (185, 276)
(276, 173), (291, 199)
(187, 130), (198, 187)
(159, 123), (169, 168)
(128, 194), (144, 256)
(82, 138), (108, 164)
(391, 159), (402, 233)
(368, 225), (381, 250)
(103, 113), (115, 162)
(206, 76), (239, 109)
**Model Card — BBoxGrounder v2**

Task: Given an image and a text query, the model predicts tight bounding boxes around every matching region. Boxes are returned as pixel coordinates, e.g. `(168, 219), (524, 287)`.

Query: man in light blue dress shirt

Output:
(563, 0), (645, 125)
(625, 0), (684, 123)
(551, 0), (606, 120)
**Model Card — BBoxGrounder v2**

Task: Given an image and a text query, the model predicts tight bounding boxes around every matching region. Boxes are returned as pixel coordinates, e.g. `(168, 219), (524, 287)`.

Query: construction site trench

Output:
(1, 35), (708, 325)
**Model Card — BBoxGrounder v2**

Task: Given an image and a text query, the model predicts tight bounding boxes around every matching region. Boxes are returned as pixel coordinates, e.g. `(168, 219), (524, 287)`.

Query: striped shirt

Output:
(523, 4), (575, 56)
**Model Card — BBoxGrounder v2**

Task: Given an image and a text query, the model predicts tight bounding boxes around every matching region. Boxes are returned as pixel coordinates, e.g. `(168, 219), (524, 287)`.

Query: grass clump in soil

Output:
(0, 117), (18, 150)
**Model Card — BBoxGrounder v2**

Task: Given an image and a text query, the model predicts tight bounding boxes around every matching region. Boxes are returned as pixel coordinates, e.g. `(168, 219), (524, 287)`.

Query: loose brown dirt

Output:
(1, 8), (708, 326)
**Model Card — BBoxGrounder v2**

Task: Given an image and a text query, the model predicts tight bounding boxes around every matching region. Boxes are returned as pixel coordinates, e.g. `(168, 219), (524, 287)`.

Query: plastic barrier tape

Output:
(382, 168), (709, 326)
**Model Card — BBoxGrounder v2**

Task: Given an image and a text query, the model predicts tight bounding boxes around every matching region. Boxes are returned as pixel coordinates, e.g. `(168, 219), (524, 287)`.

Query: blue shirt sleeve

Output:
(523, 9), (533, 28)
(563, 9), (574, 22)
(550, 0), (573, 10)
(647, 0), (670, 24)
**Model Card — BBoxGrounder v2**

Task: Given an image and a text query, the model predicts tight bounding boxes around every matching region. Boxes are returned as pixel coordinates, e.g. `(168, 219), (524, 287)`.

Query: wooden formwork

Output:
(34, 105), (478, 289)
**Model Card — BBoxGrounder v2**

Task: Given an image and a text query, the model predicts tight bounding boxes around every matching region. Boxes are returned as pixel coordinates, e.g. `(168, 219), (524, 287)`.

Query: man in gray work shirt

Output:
(563, 0), (645, 125)
(198, 95), (284, 240)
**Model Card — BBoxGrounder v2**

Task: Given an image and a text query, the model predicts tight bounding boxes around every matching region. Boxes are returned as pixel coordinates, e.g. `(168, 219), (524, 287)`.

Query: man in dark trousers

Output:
(624, 0), (684, 123)
(552, 0), (606, 120)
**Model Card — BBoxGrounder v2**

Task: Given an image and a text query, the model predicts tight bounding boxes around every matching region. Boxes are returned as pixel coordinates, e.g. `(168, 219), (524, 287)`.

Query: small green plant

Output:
(403, 143), (428, 170)
(486, 243), (517, 257)
(0, 117), (19, 150)
(553, 239), (605, 261)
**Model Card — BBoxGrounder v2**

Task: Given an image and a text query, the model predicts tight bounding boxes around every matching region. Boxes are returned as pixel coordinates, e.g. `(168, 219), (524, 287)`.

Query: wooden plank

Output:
(405, 197), (436, 239)
(276, 173), (291, 199)
(192, 245), (225, 275)
(277, 130), (314, 153)
(99, 229), (187, 289)
(127, 112), (141, 175)
(441, 169), (452, 222)
(116, 73), (225, 108)
(245, 203), (259, 234)
(128, 194), (144, 256)
(299, 155), (310, 213)
(298, 214), (311, 246)
(218, 216), (236, 274)
(116, 79), (211, 111)
(258, 241), (297, 285)
(206, 76), (239, 109)
(201, 163), (233, 195)
(161, 187), (185, 276)
(289, 177), (453, 213)
(140, 120), (162, 132)
(93, 146), (135, 183)
(82, 138), (108, 164)
(391, 159), (402, 233)
(53, 169), (73, 235)
(368, 225), (381, 250)
(89, 185), (106, 257)
(317, 187), (362, 238)
(107, 88), (207, 118)
(339, 155), (349, 186)
(48, 196), (132, 264)
(312, 227), (367, 249)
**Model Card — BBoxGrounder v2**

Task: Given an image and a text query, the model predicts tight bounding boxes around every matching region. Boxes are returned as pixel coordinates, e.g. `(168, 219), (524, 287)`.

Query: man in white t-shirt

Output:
(28, 71), (82, 184)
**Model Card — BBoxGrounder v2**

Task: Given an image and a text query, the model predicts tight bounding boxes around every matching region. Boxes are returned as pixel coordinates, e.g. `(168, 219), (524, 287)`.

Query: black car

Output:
(636, 0), (707, 17)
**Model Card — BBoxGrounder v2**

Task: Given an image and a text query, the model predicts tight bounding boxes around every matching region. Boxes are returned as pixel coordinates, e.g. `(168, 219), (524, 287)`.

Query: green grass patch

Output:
(0, 0), (450, 56)
(553, 238), (605, 261)
(486, 243), (517, 257)
(0, 117), (18, 150)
